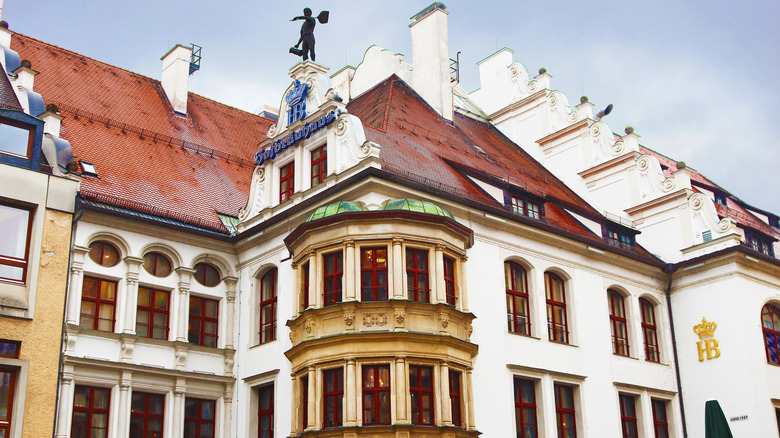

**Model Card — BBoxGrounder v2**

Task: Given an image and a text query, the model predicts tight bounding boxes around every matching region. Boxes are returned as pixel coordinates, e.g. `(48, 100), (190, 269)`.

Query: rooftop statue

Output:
(289, 8), (329, 62)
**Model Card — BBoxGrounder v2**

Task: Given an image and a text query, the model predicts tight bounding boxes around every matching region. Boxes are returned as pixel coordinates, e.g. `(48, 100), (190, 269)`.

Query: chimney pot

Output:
(161, 44), (193, 115)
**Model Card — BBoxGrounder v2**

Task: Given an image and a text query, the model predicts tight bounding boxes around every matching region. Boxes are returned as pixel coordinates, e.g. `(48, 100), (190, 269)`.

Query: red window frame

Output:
(136, 286), (170, 340)
(188, 296), (219, 347)
(323, 368), (343, 428)
(259, 270), (277, 344)
(511, 196), (540, 220)
(279, 161), (295, 203)
(619, 394), (639, 438)
(0, 202), (33, 285)
(546, 273), (569, 343)
(763, 304), (780, 365)
(323, 252), (343, 306)
(72, 385), (110, 438)
(143, 252), (172, 277)
(184, 398), (216, 438)
(513, 378), (538, 438)
(310, 145), (327, 187)
(302, 262), (310, 310)
(361, 248), (388, 301)
(258, 385), (274, 438)
(506, 262), (531, 336)
(449, 370), (462, 428)
(193, 263), (221, 287)
(406, 249), (430, 303)
(0, 340), (20, 358)
(88, 241), (120, 267)
(554, 384), (577, 438)
(0, 367), (16, 437)
(301, 375), (309, 430)
(130, 392), (165, 438)
(362, 365), (391, 425)
(80, 276), (118, 332)
(409, 365), (434, 425)
(444, 257), (456, 306)
(609, 290), (630, 356)
(641, 298), (660, 363)
(651, 399), (670, 438)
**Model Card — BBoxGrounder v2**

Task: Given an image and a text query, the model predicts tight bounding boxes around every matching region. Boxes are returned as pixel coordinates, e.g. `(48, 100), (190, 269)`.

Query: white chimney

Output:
(161, 44), (192, 115)
(410, 3), (453, 121)
(0, 21), (11, 49)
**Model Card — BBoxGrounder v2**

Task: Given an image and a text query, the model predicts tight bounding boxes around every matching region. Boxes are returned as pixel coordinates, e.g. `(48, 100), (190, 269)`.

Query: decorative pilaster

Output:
(439, 362), (452, 425)
(66, 245), (90, 325)
(306, 253), (317, 308)
(54, 370), (74, 438)
(116, 370), (132, 438)
(123, 256), (145, 334)
(392, 238), (404, 299)
(175, 267), (197, 342)
(171, 378), (186, 438)
(223, 384), (234, 438)
(290, 373), (299, 433)
(223, 276), (238, 349)
(307, 367), (316, 430)
(344, 240), (356, 301)
(458, 255), (469, 312)
(434, 245), (445, 304)
(345, 358), (357, 426)
(466, 368), (476, 430)
(394, 356), (408, 424)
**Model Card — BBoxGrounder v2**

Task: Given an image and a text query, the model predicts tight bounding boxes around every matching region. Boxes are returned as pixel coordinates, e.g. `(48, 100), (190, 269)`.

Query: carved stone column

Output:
(66, 246), (90, 325)
(54, 370), (74, 438)
(394, 356), (408, 424)
(290, 373), (299, 433)
(458, 255), (469, 312)
(123, 256), (145, 334)
(466, 368), (476, 430)
(434, 245), (445, 304)
(171, 378), (186, 438)
(223, 276), (238, 349)
(392, 238), (404, 299)
(223, 384), (234, 438)
(344, 240), (356, 301)
(115, 371), (132, 438)
(439, 361), (452, 426)
(307, 367), (316, 429)
(307, 254), (317, 308)
(175, 267), (197, 342)
(345, 358), (357, 426)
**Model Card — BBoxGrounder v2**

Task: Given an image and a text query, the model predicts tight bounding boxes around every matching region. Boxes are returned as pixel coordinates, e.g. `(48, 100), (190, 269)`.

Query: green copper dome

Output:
(380, 199), (454, 219)
(305, 201), (366, 222)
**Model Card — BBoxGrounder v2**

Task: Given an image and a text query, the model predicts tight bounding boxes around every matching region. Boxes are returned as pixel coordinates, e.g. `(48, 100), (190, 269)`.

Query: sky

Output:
(5, 0), (779, 214)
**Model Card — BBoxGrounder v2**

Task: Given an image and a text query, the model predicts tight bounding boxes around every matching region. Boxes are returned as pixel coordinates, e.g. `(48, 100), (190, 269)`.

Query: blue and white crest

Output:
(286, 79), (309, 125)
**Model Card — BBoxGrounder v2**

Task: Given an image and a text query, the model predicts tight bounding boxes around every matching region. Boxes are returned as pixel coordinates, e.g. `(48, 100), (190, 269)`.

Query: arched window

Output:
(505, 262), (530, 336)
(143, 252), (172, 277)
(608, 289), (629, 356)
(545, 273), (568, 343)
(259, 269), (277, 344)
(88, 241), (120, 267)
(640, 298), (660, 362)
(193, 262), (221, 287)
(762, 304), (780, 365)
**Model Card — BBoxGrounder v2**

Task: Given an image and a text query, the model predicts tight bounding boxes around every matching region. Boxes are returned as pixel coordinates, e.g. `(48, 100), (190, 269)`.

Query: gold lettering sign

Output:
(693, 317), (720, 361)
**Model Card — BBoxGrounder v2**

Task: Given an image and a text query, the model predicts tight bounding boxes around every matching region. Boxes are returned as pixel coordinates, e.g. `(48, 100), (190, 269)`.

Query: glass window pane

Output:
(0, 205), (30, 259)
(0, 122), (32, 156)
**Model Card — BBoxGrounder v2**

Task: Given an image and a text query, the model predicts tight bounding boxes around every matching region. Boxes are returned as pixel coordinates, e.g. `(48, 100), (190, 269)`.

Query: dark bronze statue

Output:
(289, 8), (329, 62)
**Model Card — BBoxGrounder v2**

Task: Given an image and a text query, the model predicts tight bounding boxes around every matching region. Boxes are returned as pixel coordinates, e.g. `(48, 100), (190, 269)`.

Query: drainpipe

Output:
(665, 263), (688, 437)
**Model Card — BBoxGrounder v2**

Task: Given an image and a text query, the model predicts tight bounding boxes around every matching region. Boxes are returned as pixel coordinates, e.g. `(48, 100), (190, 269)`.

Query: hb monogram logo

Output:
(693, 317), (720, 361)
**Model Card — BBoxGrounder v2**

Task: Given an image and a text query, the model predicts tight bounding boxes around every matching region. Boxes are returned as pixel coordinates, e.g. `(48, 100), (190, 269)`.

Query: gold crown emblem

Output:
(693, 317), (717, 340)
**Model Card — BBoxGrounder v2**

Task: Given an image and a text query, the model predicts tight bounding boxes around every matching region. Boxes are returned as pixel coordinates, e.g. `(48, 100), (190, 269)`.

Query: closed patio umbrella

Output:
(705, 400), (733, 438)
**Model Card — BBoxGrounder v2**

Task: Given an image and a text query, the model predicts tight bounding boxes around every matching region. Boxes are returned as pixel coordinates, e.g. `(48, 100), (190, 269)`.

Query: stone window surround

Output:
(612, 383), (677, 438)
(290, 357), (475, 434)
(0, 357), (28, 438)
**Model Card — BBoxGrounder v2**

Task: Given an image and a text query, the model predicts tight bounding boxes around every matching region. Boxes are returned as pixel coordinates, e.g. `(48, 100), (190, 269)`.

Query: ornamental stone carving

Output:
(440, 313), (450, 329)
(395, 309), (405, 325)
(344, 311), (355, 326)
(465, 321), (473, 341)
(238, 166), (267, 222)
(305, 318), (315, 334)
(363, 313), (387, 327)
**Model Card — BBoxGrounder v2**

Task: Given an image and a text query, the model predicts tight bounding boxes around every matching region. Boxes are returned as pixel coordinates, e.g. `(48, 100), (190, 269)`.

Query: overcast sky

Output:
(5, 0), (779, 214)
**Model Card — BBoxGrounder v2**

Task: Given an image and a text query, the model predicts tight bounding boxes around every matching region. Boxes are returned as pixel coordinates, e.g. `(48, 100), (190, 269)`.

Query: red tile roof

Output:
(0, 66), (22, 111)
(11, 33), (274, 232)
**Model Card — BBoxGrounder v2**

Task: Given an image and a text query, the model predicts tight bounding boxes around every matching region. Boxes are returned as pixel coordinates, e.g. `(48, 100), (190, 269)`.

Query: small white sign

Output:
(729, 415), (748, 422)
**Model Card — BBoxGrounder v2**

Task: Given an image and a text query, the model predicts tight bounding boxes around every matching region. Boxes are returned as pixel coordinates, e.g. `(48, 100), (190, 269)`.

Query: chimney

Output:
(0, 21), (11, 49)
(410, 2), (453, 121)
(161, 44), (193, 115)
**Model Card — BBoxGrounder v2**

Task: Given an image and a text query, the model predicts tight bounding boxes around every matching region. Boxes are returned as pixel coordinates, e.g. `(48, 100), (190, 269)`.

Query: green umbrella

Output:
(705, 400), (733, 438)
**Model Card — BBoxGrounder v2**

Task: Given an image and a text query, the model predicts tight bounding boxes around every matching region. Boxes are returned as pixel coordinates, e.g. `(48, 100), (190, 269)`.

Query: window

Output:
(323, 252), (343, 306)
(713, 191), (727, 206)
(406, 249), (429, 303)
(0, 120), (33, 158)
(136, 287), (170, 340)
(609, 290), (629, 356)
(80, 277), (117, 332)
(142, 252), (172, 277)
(193, 263), (221, 287)
(651, 399), (669, 438)
(640, 298), (660, 363)
(506, 262), (530, 336)
(0, 203), (33, 284)
(762, 304), (780, 365)
(511, 196), (541, 220)
(323, 368), (343, 428)
(130, 392), (164, 438)
(606, 229), (634, 250)
(184, 398), (216, 438)
(258, 385), (274, 438)
(0, 367), (16, 438)
(301, 262), (310, 310)
(444, 257), (456, 306)
(301, 376), (309, 430)
(188, 296), (218, 347)
(554, 384), (576, 438)
(746, 231), (775, 257)
(619, 394), (638, 438)
(361, 248), (388, 301)
(449, 371), (462, 428)
(546, 273), (568, 344)
(362, 365), (390, 425)
(409, 365), (434, 425)
(280, 162), (295, 203)
(514, 378), (538, 438)
(88, 241), (120, 267)
(259, 270), (277, 344)
(72, 386), (110, 438)
(311, 145), (327, 187)
(0, 341), (20, 359)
